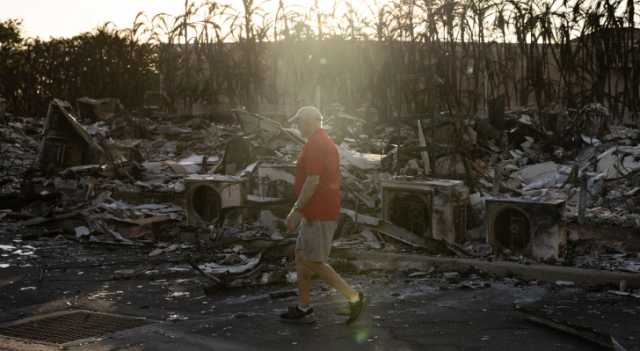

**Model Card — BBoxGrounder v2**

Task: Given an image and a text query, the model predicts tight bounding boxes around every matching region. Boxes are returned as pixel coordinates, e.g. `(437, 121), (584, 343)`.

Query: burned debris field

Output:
(1, 0), (640, 350)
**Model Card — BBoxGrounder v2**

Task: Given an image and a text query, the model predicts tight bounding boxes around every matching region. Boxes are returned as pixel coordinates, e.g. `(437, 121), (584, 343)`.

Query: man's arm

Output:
(286, 175), (320, 233)
(293, 175), (320, 210)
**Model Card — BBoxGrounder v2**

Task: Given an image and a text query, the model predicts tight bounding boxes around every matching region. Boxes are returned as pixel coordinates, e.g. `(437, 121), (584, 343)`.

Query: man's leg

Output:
(303, 259), (365, 324)
(303, 260), (359, 302)
(293, 220), (365, 324)
(280, 243), (315, 320)
(295, 250), (313, 306)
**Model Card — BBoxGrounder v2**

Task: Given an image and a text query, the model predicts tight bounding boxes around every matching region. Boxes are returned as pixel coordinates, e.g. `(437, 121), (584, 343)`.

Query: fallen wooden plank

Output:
(339, 211), (431, 249)
(374, 221), (426, 248)
(417, 119), (431, 175)
(340, 208), (380, 226)
(91, 213), (174, 226)
(19, 211), (82, 226)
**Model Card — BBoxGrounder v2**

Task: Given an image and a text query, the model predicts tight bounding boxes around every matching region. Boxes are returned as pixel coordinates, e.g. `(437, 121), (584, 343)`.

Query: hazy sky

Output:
(2, 1), (187, 38)
(1, 0), (363, 39)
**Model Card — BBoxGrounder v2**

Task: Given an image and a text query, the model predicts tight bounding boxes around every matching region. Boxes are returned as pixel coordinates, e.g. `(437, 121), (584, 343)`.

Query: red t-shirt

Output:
(294, 128), (341, 220)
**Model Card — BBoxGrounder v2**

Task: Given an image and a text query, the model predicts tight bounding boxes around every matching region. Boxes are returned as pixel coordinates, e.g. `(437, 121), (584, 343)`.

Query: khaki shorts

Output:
(295, 218), (337, 262)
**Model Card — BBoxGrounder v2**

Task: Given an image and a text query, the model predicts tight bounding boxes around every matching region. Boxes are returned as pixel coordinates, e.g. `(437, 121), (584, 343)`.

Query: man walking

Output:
(280, 106), (365, 324)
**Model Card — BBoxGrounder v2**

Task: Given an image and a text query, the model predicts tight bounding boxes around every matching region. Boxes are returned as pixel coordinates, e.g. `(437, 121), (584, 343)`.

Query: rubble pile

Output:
(482, 106), (640, 228)
(1, 98), (640, 283)
(0, 116), (42, 195)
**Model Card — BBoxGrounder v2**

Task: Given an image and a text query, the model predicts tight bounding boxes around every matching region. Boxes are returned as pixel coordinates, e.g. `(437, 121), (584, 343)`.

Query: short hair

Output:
(291, 106), (323, 124)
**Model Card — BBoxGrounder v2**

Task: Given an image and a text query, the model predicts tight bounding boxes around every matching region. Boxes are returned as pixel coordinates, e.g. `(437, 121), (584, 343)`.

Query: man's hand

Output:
(287, 175), (319, 234)
(286, 207), (302, 234)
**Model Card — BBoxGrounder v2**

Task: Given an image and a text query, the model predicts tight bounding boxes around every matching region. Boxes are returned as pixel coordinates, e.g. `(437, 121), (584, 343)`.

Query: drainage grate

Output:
(0, 310), (149, 345)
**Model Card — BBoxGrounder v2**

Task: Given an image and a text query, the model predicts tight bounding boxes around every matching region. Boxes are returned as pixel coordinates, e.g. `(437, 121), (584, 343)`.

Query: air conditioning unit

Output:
(381, 178), (469, 243)
(486, 198), (566, 260)
(185, 174), (246, 226)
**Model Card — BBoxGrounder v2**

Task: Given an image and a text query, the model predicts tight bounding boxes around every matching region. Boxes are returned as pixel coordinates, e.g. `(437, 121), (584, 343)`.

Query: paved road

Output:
(0, 238), (632, 350)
